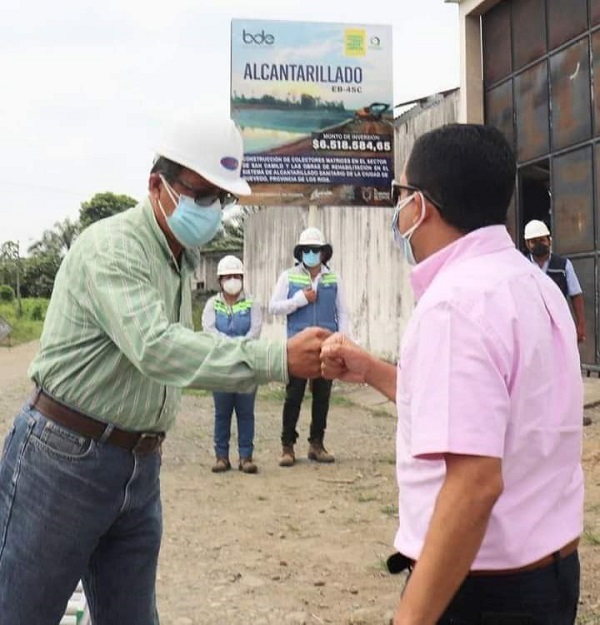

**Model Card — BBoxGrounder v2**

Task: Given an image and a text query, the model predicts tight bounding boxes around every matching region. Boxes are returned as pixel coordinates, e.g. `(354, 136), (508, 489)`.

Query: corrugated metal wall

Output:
(240, 91), (459, 360)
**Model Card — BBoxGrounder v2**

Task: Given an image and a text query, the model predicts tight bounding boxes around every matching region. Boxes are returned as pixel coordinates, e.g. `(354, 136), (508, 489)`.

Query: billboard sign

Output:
(231, 19), (394, 207)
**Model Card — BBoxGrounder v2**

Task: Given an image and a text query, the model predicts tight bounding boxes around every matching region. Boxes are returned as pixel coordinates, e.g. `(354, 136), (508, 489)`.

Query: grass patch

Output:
(356, 492), (378, 503)
(0, 298), (49, 346)
(380, 504), (398, 517)
(257, 383), (360, 406)
(371, 555), (390, 573)
(182, 389), (212, 398)
(583, 529), (600, 546)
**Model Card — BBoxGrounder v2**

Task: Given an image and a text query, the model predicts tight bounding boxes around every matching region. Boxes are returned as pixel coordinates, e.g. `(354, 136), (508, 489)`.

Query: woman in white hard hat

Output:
(269, 227), (350, 467)
(202, 255), (262, 473)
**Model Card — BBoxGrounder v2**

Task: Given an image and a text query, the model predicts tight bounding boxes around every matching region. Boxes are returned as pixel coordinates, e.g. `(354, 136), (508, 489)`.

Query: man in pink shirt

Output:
(321, 124), (583, 625)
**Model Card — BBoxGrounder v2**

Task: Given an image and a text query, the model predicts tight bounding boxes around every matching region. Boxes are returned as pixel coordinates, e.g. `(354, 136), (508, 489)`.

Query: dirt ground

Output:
(0, 342), (598, 624)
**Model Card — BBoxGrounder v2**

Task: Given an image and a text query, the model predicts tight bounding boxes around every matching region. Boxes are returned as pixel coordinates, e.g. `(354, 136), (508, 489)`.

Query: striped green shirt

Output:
(28, 199), (287, 432)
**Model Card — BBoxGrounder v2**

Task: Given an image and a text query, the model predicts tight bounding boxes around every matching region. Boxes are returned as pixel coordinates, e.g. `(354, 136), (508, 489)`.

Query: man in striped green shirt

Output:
(0, 112), (328, 625)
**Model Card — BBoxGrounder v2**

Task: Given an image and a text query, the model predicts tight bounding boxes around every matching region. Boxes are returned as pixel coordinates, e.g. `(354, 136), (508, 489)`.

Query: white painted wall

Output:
(243, 204), (413, 362)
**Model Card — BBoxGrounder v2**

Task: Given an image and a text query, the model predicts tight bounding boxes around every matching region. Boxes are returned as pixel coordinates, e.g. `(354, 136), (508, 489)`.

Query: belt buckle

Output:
(133, 432), (164, 454)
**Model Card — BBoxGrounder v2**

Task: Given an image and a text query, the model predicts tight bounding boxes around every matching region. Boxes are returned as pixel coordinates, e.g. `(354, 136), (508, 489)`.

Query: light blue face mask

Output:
(302, 251), (321, 268)
(391, 192), (425, 266)
(158, 176), (222, 248)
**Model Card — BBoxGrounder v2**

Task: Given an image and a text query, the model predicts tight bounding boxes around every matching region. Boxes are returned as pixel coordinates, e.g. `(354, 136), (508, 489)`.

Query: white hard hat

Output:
(524, 219), (551, 240)
(297, 228), (326, 246)
(155, 111), (251, 196)
(217, 255), (244, 277)
(293, 228), (333, 264)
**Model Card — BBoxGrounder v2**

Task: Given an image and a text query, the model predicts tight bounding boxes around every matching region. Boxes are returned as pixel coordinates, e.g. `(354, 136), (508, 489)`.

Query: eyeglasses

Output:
(391, 180), (442, 210)
(174, 178), (239, 209)
(302, 246), (322, 254)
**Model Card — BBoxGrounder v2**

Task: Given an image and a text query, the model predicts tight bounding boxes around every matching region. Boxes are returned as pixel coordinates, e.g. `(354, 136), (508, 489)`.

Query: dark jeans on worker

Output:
(0, 403), (162, 625)
(434, 552), (580, 624)
(281, 376), (333, 445)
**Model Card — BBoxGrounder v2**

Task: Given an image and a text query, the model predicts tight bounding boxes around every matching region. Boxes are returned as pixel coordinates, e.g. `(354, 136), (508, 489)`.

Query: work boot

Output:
(279, 445), (295, 467)
(308, 440), (335, 463)
(211, 457), (231, 473)
(239, 457), (258, 474)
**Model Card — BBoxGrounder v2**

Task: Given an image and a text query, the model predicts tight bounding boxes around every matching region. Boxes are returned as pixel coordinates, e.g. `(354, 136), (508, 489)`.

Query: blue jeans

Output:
(0, 404), (162, 625)
(213, 390), (256, 459)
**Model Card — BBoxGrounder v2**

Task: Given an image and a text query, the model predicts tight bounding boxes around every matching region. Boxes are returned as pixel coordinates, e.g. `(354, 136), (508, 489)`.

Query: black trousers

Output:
(281, 376), (333, 446)
(435, 552), (580, 624)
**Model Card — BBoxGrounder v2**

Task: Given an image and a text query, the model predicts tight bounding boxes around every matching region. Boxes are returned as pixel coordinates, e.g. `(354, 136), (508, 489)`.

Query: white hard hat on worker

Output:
(217, 255), (244, 276)
(217, 255), (244, 297)
(524, 219), (551, 240)
(149, 111), (251, 250)
(293, 227), (333, 265)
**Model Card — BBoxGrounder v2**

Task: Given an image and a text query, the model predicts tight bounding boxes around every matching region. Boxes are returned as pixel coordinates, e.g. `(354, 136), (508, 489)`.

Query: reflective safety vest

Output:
(546, 254), (569, 299)
(286, 267), (338, 338)
(214, 297), (253, 337)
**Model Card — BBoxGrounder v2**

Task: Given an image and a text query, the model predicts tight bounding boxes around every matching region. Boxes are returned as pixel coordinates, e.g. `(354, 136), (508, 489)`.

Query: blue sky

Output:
(0, 0), (459, 250)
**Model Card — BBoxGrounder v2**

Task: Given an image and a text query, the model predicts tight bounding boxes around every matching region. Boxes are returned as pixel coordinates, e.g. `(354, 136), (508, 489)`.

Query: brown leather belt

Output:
(31, 389), (165, 455)
(468, 537), (580, 577)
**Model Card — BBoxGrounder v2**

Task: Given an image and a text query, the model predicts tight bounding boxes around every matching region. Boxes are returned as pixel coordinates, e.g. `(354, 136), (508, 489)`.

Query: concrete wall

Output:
(243, 204), (412, 361)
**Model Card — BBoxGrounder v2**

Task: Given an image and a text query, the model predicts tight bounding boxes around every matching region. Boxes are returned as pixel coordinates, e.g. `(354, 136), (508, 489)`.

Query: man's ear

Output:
(148, 173), (161, 194)
(417, 193), (436, 224)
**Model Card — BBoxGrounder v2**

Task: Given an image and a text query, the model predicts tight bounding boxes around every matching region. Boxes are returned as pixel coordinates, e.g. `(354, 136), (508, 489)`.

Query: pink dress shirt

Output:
(394, 225), (584, 569)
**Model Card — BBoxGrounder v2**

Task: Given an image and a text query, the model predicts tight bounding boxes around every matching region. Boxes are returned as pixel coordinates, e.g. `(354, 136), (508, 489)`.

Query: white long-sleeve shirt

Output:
(269, 265), (350, 335)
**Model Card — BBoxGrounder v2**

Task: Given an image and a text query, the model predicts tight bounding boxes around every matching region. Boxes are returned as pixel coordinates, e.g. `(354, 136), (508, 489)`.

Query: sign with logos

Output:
(231, 19), (394, 207)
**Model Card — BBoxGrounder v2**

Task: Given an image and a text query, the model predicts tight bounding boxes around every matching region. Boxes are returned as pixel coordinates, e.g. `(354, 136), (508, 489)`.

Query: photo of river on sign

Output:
(230, 19), (394, 207)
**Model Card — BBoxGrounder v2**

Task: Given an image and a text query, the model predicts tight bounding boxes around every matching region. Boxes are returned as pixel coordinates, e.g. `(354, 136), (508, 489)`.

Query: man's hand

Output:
(320, 333), (371, 384)
(577, 325), (586, 343)
(303, 287), (317, 303)
(287, 327), (331, 378)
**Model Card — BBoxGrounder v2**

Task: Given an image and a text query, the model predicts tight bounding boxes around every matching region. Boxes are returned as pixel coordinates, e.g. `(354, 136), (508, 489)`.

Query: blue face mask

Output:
(391, 192), (425, 266)
(158, 176), (222, 248)
(302, 251), (321, 268)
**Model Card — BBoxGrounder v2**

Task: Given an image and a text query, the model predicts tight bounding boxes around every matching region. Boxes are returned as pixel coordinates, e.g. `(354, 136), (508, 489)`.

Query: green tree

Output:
(0, 241), (22, 317)
(20, 253), (62, 298)
(79, 192), (137, 230)
(202, 206), (261, 251)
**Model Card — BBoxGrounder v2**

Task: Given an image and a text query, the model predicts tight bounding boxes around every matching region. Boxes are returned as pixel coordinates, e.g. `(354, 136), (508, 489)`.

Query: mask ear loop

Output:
(403, 192), (427, 242)
(159, 174), (180, 205)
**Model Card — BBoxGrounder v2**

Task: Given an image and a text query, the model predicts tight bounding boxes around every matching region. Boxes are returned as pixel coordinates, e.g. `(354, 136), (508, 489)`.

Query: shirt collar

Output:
(410, 225), (515, 300)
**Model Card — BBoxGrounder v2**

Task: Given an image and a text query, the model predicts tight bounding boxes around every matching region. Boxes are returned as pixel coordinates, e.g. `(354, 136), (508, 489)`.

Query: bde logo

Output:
(242, 29), (275, 45)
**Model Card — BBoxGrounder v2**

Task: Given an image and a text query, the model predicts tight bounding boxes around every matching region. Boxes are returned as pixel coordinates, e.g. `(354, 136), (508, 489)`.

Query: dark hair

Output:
(150, 156), (183, 183)
(405, 123), (516, 233)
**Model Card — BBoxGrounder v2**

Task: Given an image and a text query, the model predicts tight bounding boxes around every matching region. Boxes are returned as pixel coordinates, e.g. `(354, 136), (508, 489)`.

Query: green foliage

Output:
(192, 293), (211, 331)
(79, 192), (137, 230)
(28, 218), (80, 259)
(0, 298), (49, 345)
(0, 285), (15, 302)
(20, 253), (62, 298)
